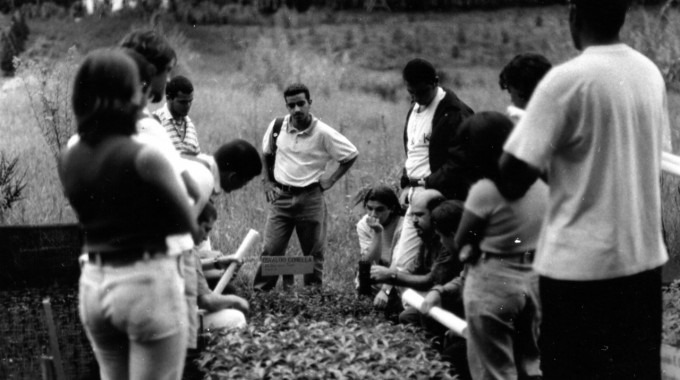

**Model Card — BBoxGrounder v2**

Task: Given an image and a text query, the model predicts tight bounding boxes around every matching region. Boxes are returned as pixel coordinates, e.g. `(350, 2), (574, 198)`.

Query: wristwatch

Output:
(390, 272), (397, 285)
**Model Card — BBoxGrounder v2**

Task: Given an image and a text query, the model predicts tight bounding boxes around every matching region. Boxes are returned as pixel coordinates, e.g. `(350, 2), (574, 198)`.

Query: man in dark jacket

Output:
(373, 58), (475, 309)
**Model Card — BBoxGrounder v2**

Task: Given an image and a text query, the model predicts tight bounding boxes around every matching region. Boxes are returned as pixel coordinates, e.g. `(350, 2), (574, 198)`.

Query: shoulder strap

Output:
(270, 117), (284, 155)
(266, 118), (285, 182)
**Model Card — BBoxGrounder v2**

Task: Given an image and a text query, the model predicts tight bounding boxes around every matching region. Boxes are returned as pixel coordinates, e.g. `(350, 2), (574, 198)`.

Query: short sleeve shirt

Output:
(404, 87), (446, 179)
(356, 215), (403, 266)
(154, 103), (201, 156)
(504, 44), (670, 280)
(262, 115), (358, 187)
(465, 179), (547, 254)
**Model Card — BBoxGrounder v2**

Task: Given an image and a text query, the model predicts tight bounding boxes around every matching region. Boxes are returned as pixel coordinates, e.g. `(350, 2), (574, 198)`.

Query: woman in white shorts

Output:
(58, 49), (199, 380)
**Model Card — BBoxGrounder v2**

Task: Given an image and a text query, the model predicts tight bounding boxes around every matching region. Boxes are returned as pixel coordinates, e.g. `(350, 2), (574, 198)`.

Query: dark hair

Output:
(214, 139), (263, 179)
(362, 185), (402, 217)
(431, 200), (465, 237)
(283, 83), (310, 101)
(464, 111), (515, 181)
(402, 58), (438, 85)
(119, 30), (176, 74)
(571, 0), (630, 40)
(425, 194), (447, 212)
(198, 201), (217, 223)
(121, 48), (157, 89)
(166, 75), (193, 99)
(499, 53), (552, 102)
(72, 49), (140, 144)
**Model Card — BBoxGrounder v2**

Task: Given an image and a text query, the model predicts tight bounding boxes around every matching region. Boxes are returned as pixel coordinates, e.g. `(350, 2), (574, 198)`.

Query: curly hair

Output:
(119, 29), (176, 74)
(166, 75), (194, 99)
(499, 53), (552, 103)
(431, 200), (464, 237)
(214, 139), (263, 180)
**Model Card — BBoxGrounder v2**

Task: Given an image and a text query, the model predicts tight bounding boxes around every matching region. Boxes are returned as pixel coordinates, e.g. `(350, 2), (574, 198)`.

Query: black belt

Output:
(88, 249), (153, 266)
(274, 182), (320, 193)
(407, 177), (426, 187)
(480, 250), (535, 264)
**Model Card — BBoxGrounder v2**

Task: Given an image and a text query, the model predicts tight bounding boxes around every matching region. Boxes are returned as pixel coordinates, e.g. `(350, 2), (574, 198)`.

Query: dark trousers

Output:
(539, 267), (662, 380)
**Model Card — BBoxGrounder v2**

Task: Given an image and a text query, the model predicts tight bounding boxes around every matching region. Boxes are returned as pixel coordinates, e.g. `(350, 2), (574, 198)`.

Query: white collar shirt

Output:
(404, 87), (445, 180)
(262, 114), (358, 187)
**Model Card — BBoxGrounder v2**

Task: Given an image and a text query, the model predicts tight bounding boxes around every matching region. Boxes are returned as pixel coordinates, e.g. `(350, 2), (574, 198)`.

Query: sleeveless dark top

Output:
(59, 136), (185, 253)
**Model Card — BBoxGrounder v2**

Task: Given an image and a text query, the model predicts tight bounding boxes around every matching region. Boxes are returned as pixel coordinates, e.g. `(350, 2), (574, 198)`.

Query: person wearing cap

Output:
(253, 83), (358, 291)
(499, 0), (671, 377)
(379, 58), (475, 308)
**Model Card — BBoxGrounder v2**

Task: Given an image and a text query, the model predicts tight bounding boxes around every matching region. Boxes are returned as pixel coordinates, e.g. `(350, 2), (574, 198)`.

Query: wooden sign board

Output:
(662, 344), (680, 380)
(261, 256), (314, 276)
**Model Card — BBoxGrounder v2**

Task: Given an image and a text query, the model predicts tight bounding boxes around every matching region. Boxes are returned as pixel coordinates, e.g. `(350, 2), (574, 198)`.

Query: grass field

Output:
(3, 5), (680, 377)
(2, 4), (680, 288)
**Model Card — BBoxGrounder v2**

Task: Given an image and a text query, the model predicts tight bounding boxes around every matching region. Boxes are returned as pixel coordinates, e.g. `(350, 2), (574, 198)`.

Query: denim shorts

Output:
(79, 255), (187, 343)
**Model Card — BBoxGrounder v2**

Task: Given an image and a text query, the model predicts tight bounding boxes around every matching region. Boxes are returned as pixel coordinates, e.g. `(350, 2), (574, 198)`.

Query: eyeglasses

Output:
(286, 100), (307, 109)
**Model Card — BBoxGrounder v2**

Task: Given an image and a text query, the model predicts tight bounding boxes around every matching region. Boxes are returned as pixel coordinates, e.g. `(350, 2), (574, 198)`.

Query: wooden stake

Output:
(42, 298), (66, 380)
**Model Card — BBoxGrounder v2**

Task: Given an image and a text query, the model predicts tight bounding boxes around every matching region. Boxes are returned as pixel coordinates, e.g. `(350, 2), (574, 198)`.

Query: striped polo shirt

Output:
(154, 103), (201, 156)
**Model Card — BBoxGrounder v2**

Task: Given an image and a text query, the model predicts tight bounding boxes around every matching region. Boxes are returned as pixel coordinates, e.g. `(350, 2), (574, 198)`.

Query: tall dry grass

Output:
(2, 4), (680, 289)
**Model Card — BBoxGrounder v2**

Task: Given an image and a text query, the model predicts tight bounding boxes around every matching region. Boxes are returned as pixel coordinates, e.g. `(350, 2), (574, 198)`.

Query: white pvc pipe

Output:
(401, 288), (468, 338)
(663, 152), (680, 177)
(212, 229), (260, 294)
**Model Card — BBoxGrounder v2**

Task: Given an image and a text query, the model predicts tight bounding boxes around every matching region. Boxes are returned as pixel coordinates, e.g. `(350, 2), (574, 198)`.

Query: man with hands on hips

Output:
(253, 83), (358, 291)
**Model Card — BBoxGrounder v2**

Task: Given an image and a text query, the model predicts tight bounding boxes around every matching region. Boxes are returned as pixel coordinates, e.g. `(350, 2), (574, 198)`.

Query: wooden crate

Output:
(0, 224), (82, 288)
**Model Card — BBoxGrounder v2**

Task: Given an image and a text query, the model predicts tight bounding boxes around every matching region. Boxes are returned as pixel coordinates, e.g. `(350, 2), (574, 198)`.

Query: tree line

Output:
(0, 0), (673, 16)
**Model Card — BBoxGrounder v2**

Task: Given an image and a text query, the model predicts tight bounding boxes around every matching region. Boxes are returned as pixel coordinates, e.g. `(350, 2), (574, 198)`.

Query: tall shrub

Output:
(15, 47), (80, 161)
(1, 10), (30, 76)
(0, 152), (26, 223)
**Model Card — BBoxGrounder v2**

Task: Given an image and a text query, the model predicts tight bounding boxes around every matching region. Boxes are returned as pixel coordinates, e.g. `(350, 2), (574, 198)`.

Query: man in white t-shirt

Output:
(499, 1), (671, 378)
(253, 83), (358, 291)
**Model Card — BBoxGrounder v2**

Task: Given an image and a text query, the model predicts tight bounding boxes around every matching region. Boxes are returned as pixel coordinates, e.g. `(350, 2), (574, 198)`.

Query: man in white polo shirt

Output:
(253, 83), (358, 291)
(499, 1), (671, 378)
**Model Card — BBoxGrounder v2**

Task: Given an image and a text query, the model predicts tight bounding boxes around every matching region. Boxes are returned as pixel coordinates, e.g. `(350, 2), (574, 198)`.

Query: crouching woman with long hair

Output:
(58, 49), (199, 380)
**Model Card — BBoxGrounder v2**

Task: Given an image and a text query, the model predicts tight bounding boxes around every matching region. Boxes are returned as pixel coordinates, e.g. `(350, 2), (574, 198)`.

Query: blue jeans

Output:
(539, 267), (662, 380)
(253, 186), (326, 290)
(79, 255), (188, 380)
(464, 257), (541, 380)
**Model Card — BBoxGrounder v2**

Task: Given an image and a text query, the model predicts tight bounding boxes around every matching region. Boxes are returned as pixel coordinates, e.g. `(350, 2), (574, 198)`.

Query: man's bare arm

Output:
(319, 156), (357, 191)
(497, 152), (541, 201)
